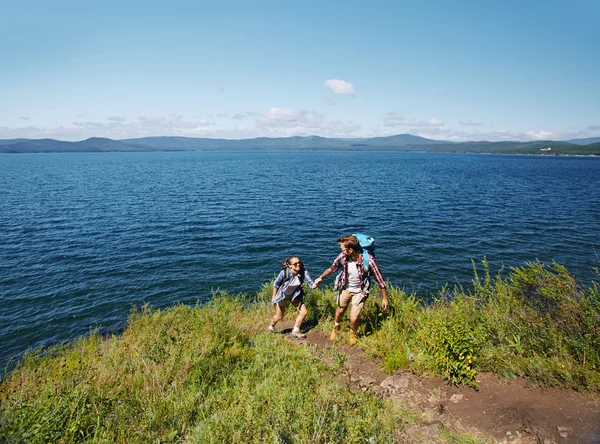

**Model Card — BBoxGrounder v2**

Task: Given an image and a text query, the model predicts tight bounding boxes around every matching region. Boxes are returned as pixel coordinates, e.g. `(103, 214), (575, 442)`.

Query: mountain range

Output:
(1, 134), (599, 155)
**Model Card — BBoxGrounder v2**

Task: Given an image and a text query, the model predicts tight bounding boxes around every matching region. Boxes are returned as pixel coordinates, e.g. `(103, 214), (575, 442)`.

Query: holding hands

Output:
(311, 277), (323, 289)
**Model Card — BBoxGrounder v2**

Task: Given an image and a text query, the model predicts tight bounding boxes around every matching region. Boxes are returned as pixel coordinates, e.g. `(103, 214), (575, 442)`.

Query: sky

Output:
(2, 0), (599, 142)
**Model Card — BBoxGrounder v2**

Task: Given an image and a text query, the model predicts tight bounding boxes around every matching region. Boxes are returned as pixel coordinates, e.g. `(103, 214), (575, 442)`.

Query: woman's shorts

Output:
(276, 294), (303, 310)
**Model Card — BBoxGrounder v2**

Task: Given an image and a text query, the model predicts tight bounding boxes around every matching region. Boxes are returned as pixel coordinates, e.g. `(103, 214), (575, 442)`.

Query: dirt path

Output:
(275, 323), (600, 443)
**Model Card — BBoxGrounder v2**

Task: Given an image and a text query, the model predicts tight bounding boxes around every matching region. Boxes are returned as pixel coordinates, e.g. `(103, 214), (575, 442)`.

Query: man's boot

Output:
(348, 329), (358, 346)
(330, 323), (340, 341)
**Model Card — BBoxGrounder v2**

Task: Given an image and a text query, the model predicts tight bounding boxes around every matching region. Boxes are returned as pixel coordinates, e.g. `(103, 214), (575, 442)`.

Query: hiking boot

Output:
(291, 330), (306, 339)
(330, 324), (340, 341)
(348, 330), (358, 346)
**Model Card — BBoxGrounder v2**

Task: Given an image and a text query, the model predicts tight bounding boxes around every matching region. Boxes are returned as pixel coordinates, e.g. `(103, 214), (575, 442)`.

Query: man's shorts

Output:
(337, 290), (366, 308)
(276, 294), (303, 310)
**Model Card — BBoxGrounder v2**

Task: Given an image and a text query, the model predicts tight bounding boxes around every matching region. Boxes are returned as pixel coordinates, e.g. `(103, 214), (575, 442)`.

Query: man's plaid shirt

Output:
(329, 252), (386, 295)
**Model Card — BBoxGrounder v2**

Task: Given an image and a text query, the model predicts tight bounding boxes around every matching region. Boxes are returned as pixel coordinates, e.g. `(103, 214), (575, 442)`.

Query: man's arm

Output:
(368, 255), (389, 310)
(312, 253), (345, 289)
(312, 268), (334, 288)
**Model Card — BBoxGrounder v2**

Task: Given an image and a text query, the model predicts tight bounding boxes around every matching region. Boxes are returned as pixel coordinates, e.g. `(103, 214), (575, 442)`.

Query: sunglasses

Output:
(289, 262), (302, 266)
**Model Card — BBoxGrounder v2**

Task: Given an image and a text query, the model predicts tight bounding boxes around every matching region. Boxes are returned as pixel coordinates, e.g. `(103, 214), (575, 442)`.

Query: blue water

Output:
(1, 151), (599, 370)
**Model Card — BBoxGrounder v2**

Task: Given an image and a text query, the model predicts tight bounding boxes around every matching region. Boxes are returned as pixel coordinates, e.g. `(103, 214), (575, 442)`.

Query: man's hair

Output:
(337, 235), (360, 253)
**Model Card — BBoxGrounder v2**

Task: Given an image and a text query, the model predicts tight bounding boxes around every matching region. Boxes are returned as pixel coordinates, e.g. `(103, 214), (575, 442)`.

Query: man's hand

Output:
(381, 288), (389, 310)
(381, 297), (389, 310)
(312, 277), (323, 290)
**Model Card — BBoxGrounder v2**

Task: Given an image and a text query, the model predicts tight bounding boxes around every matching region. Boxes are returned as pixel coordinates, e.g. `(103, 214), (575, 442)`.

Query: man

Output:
(312, 235), (389, 345)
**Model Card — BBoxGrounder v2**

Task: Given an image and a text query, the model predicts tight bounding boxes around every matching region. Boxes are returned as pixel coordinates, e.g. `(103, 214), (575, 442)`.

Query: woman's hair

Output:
(282, 256), (302, 270)
(337, 235), (360, 253)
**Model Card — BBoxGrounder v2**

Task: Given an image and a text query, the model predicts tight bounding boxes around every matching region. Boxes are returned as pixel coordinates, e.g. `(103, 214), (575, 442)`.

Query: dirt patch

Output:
(274, 322), (600, 443)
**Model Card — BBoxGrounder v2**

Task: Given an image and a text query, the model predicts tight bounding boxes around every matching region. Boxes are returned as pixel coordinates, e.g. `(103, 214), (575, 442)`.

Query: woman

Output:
(268, 256), (314, 339)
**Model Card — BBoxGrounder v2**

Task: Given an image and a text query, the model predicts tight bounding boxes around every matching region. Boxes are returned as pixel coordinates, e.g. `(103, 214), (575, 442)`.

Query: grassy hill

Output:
(1, 260), (599, 442)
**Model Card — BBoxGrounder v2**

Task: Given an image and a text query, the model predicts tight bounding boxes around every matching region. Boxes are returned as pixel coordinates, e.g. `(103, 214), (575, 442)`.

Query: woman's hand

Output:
(312, 277), (323, 289)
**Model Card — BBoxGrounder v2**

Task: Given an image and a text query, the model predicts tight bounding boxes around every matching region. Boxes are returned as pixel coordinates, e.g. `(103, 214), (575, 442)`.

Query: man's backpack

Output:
(352, 233), (375, 269)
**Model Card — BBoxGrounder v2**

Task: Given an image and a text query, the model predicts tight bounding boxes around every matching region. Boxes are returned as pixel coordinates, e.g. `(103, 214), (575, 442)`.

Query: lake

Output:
(1, 150), (599, 369)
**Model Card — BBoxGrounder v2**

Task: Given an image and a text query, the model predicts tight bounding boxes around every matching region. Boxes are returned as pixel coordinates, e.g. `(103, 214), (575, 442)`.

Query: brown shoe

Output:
(330, 324), (340, 341)
(348, 330), (358, 346)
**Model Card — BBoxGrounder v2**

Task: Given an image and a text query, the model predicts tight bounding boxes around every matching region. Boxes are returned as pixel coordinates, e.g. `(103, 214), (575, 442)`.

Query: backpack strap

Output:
(282, 267), (304, 285)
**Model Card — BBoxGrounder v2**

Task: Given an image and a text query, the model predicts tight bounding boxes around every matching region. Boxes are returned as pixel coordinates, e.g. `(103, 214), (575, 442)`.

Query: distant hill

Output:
(0, 137), (141, 153)
(120, 134), (441, 150)
(0, 138), (29, 146)
(1, 134), (599, 155)
(343, 133), (442, 147)
(566, 137), (600, 145)
(121, 135), (352, 150)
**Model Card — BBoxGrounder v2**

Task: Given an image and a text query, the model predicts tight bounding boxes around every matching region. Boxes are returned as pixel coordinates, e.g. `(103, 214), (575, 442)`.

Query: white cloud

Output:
(325, 79), (356, 96)
(0, 115), (215, 141)
(3, 109), (594, 143)
(384, 113), (444, 127)
(458, 120), (484, 126)
(73, 121), (105, 128)
(254, 108), (360, 137)
(526, 130), (553, 140)
(323, 97), (336, 106)
(261, 108), (298, 122)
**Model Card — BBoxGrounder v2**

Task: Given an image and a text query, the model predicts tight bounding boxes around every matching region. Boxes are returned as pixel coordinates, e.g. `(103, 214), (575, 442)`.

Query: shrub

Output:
(418, 295), (483, 387)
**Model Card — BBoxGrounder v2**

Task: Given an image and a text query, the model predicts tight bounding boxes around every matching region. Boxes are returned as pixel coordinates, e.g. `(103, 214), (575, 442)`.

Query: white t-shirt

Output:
(346, 261), (362, 293)
(284, 275), (301, 296)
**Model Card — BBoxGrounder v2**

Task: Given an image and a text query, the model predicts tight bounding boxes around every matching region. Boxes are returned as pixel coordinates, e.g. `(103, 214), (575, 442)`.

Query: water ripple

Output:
(1, 151), (599, 369)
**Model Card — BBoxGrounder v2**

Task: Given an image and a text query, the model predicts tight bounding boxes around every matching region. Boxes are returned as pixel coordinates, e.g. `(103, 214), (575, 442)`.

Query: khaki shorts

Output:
(337, 290), (366, 308)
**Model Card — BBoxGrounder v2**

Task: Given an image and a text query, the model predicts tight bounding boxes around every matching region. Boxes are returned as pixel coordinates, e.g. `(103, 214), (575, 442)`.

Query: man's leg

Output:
(330, 305), (347, 341)
(331, 290), (352, 341)
(334, 305), (347, 324)
(348, 302), (365, 345)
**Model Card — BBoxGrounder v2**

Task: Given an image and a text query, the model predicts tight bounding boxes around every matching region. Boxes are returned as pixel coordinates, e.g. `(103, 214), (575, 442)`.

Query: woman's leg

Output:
(270, 303), (286, 328)
(291, 299), (308, 330)
(289, 299), (308, 338)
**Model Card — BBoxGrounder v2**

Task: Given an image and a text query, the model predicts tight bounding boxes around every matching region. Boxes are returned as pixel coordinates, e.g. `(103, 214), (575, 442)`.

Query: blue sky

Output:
(2, 0), (599, 142)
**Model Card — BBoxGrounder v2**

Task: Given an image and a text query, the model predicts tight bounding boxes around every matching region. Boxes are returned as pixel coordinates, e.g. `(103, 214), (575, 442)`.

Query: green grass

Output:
(355, 259), (600, 389)
(0, 297), (402, 443)
(1, 259), (599, 442)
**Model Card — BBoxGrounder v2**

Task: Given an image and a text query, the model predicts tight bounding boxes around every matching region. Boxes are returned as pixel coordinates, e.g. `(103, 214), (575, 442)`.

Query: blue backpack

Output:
(352, 233), (375, 269)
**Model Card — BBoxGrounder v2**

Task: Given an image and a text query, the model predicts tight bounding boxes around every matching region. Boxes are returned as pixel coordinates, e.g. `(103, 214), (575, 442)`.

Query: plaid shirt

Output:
(329, 252), (386, 295)
(272, 268), (315, 304)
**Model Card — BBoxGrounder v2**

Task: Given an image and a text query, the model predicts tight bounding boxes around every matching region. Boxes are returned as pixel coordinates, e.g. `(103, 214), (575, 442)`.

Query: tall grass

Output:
(0, 297), (400, 443)
(340, 259), (600, 389)
(1, 259), (598, 442)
